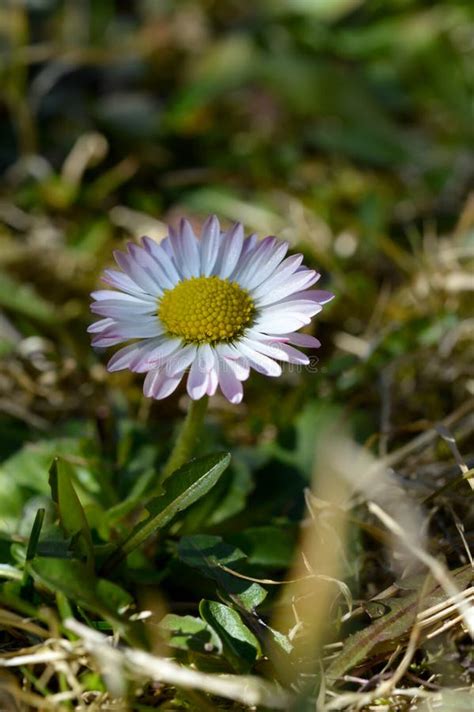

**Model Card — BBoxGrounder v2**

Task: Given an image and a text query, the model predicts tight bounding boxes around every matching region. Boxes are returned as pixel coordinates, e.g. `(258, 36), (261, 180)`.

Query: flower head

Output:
(89, 216), (333, 404)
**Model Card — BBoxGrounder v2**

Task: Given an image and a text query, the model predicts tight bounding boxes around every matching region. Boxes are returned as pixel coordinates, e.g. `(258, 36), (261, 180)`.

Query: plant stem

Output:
(159, 396), (209, 483)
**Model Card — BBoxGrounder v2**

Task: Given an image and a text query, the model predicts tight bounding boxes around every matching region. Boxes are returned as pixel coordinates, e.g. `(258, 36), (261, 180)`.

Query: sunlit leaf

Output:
(49, 458), (94, 567)
(103, 453), (231, 571)
(178, 534), (267, 611)
(159, 613), (222, 654)
(200, 600), (261, 673)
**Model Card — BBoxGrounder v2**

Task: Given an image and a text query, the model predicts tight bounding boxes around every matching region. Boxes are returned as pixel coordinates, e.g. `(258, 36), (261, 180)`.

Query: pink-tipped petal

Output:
(215, 223), (244, 278)
(128, 243), (172, 291)
(143, 369), (184, 399)
(142, 236), (181, 285)
(113, 249), (162, 295)
(283, 332), (321, 349)
(217, 357), (244, 404)
(107, 343), (144, 372)
(176, 219), (200, 278)
(88, 317), (115, 334)
(255, 270), (320, 307)
(277, 343), (310, 365)
(91, 299), (157, 319)
(101, 269), (148, 297)
(253, 313), (311, 334)
(132, 337), (183, 372)
(187, 356), (209, 400)
(206, 367), (219, 396)
(237, 342), (282, 377)
(200, 215), (220, 276)
(165, 344), (198, 376)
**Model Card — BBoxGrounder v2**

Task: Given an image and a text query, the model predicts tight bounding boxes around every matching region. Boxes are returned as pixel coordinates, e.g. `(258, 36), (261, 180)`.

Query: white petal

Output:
(282, 332), (321, 349)
(128, 243), (173, 291)
(107, 339), (163, 372)
(278, 343), (310, 364)
(215, 345), (251, 380)
(302, 289), (334, 304)
(206, 366), (219, 396)
(240, 336), (292, 362)
(242, 239), (289, 290)
(253, 313), (310, 334)
(242, 334), (309, 364)
(175, 219), (201, 278)
(261, 300), (323, 319)
(91, 299), (157, 318)
(88, 318), (115, 334)
(107, 343), (142, 371)
(231, 236), (274, 283)
(186, 359), (209, 400)
(165, 344), (198, 376)
(143, 369), (184, 399)
(113, 249), (162, 295)
(236, 342), (282, 377)
(271, 289), (334, 307)
(217, 356), (244, 403)
(102, 269), (148, 297)
(132, 337), (183, 372)
(250, 254), (306, 299)
(161, 233), (178, 263)
(240, 233), (258, 259)
(198, 343), (215, 372)
(214, 223), (244, 278)
(200, 215), (220, 276)
(97, 318), (164, 341)
(232, 237), (288, 290)
(227, 358), (250, 380)
(91, 290), (155, 304)
(215, 342), (241, 359)
(255, 270), (320, 307)
(92, 334), (129, 348)
(142, 236), (181, 286)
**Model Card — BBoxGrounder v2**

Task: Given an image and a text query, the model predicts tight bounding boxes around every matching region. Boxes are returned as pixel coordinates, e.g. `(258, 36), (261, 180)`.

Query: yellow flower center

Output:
(158, 276), (255, 344)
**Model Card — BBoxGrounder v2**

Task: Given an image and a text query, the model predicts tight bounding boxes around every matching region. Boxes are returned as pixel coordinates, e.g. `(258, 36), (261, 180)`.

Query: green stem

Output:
(159, 396), (209, 483)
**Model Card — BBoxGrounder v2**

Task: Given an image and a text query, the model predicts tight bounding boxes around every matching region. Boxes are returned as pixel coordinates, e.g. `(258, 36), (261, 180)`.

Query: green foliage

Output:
(178, 534), (267, 611)
(104, 452), (231, 571)
(159, 613), (222, 654)
(200, 600), (262, 673)
(30, 557), (141, 642)
(49, 458), (94, 567)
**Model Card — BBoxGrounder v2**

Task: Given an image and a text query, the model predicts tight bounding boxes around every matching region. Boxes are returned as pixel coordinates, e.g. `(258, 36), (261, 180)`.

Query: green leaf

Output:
(326, 566), (473, 680)
(30, 557), (140, 642)
(0, 437), (98, 533)
(102, 452), (231, 572)
(178, 454), (254, 533)
(105, 467), (156, 524)
(229, 525), (298, 569)
(264, 623), (293, 655)
(199, 600), (261, 673)
(159, 613), (222, 654)
(178, 534), (267, 611)
(192, 449), (255, 528)
(49, 458), (94, 567)
(25, 509), (45, 562)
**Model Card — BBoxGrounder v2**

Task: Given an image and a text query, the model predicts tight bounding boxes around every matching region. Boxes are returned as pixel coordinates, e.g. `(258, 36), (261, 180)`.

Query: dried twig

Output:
(368, 502), (474, 637)
(65, 619), (292, 709)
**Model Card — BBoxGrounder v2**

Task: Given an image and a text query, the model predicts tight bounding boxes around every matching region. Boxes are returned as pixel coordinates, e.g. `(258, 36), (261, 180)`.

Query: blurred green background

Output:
(0, 0), (472, 493)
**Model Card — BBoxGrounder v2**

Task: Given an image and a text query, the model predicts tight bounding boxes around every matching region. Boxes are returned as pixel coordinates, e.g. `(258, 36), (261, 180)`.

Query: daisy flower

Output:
(89, 216), (333, 404)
